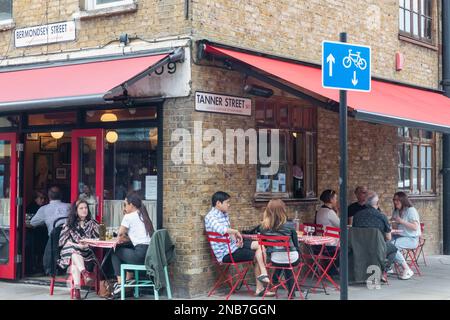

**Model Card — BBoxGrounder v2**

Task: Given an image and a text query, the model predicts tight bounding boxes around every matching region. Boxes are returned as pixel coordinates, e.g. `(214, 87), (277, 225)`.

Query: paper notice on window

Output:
(272, 180), (279, 193)
(145, 176), (157, 200)
(256, 179), (270, 192)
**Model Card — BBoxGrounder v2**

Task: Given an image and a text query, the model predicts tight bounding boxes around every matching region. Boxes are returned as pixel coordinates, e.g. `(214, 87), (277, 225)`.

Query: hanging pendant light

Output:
(50, 132), (64, 139)
(100, 113), (118, 122)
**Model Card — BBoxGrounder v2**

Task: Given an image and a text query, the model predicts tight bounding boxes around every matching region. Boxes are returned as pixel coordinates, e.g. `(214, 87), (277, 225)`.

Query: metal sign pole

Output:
(339, 31), (349, 300)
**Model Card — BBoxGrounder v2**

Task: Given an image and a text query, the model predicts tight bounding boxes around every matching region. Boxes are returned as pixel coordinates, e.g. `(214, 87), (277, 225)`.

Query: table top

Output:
(81, 238), (118, 248)
(297, 235), (339, 246)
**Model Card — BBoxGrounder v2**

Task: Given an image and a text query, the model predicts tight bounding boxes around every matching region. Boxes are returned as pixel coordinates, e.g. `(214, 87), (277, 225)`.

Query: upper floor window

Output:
(0, 0), (12, 22)
(399, 0), (433, 43)
(85, 0), (134, 10)
(255, 98), (317, 200)
(397, 127), (435, 195)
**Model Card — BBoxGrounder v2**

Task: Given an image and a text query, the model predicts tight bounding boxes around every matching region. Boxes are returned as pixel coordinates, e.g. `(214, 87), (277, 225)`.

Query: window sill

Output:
(76, 3), (137, 20)
(0, 20), (15, 32)
(398, 34), (438, 51)
(407, 194), (438, 201)
(253, 197), (319, 207)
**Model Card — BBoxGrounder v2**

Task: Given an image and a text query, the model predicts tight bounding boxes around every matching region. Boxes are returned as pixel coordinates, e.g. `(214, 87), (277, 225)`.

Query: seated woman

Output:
(58, 200), (99, 299)
(390, 191), (420, 280)
(110, 191), (154, 298)
(315, 189), (340, 228)
(259, 199), (300, 298)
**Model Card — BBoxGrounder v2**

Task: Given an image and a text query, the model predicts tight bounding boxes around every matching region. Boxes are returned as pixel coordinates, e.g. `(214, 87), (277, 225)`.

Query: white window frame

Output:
(85, 0), (134, 11)
(0, 0), (13, 23)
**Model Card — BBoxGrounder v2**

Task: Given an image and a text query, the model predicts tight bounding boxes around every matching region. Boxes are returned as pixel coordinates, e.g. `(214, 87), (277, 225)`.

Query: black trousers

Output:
(111, 244), (149, 276)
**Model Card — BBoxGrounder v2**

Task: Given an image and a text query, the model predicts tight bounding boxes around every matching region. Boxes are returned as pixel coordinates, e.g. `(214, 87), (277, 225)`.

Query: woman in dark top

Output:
(58, 199), (99, 299)
(260, 199), (300, 298)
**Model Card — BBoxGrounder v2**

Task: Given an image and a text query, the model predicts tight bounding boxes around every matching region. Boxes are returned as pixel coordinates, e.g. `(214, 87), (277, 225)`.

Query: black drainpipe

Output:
(442, 0), (450, 254)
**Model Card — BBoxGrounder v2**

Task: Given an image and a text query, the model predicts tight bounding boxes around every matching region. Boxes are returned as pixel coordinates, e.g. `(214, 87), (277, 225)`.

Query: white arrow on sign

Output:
(351, 71), (358, 86)
(326, 53), (335, 77)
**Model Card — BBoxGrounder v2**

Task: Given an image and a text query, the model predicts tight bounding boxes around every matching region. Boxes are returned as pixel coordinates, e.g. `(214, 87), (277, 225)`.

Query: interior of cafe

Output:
(0, 105), (161, 280)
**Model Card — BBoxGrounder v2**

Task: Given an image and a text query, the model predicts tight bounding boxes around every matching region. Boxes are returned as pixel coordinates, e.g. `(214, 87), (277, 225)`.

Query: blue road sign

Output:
(322, 41), (371, 92)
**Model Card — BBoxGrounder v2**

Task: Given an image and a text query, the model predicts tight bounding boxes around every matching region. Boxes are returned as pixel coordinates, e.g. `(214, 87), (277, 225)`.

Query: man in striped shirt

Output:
(205, 191), (273, 296)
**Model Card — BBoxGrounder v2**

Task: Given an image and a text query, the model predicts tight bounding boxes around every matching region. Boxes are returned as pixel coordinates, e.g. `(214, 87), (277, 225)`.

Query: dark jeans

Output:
(111, 244), (149, 276)
(222, 239), (255, 263)
(385, 241), (398, 271)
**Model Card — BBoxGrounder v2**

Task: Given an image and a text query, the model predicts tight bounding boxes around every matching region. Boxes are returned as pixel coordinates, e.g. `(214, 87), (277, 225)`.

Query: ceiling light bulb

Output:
(106, 131), (118, 143)
(50, 132), (64, 139)
(100, 113), (118, 122)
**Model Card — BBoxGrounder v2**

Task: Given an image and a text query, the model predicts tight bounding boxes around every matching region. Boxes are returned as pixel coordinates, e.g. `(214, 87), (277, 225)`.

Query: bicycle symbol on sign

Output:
(342, 50), (367, 70)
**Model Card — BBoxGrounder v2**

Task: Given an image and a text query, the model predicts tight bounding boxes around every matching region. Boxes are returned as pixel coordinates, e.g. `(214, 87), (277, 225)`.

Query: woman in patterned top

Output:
(58, 199), (99, 299)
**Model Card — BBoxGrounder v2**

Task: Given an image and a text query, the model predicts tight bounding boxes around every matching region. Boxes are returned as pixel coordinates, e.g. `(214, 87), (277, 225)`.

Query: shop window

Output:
(28, 112), (76, 126)
(0, 116), (18, 128)
(85, 107), (157, 123)
(102, 127), (158, 228)
(85, 0), (134, 10)
(399, 0), (433, 44)
(397, 127), (435, 195)
(0, 0), (12, 22)
(255, 99), (317, 200)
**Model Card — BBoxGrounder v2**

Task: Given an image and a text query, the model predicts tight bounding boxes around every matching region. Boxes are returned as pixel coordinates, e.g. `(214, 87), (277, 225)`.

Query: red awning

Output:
(204, 44), (450, 133)
(0, 53), (169, 111)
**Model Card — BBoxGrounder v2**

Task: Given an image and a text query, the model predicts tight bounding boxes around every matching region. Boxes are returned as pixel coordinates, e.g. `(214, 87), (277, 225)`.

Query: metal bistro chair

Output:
(120, 229), (174, 300)
(257, 234), (304, 300)
(48, 217), (98, 299)
(206, 231), (253, 300)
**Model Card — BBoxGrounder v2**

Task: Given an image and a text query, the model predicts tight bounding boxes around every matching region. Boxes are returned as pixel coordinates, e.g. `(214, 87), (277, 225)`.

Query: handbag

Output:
(98, 279), (114, 298)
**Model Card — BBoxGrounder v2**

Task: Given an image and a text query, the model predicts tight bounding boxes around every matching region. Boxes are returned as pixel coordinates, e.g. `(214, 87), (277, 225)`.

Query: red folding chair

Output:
(257, 234), (305, 300)
(401, 222), (426, 276)
(206, 232), (253, 300)
(311, 226), (340, 292)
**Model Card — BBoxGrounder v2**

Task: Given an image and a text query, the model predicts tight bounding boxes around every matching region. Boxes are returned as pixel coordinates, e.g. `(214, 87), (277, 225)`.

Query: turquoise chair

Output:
(120, 229), (174, 300)
(120, 264), (172, 300)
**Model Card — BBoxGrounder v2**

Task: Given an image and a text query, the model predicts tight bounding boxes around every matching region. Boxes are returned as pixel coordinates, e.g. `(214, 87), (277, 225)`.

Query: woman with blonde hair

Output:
(260, 199), (300, 298)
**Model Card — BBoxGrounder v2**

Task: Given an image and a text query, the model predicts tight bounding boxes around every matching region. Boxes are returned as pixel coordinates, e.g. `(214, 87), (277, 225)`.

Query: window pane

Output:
(413, 13), (419, 35)
(400, 8), (405, 31)
(28, 111), (76, 126)
(404, 167), (411, 188)
(426, 169), (432, 190)
(420, 16), (425, 37)
(425, 18), (432, 39)
(405, 11), (411, 32)
(405, 0), (411, 10)
(412, 0), (418, 12)
(420, 146), (426, 167)
(279, 132), (286, 162)
(398, 145), (404, 166)
(405, 145), (411, 166)
(0, 0), (12, 21)
(426, 146), (432, 167)
(399, 0), (405, 8)
(410, 128), (419, 139)
(413, 145), (418, 167)
(97, 0), (122, 4)
(421, 169), (426, 189)
(424, 0), (431, 16)
(422, 130), (433, 139)
(398, 167), (404, 188)
(86, 106), (157, 123)
(397, 127), (404, 137)
(0, 116), (19, 127)
(413, 169), (418, 193)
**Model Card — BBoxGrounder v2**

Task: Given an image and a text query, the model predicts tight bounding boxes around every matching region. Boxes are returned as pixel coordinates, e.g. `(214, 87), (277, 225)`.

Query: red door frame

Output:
(71, 129), (104, 223)
(0, 132), (18, 279)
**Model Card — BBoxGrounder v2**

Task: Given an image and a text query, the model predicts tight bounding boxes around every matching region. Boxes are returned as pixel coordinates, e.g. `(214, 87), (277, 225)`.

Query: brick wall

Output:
(0, 0), (191, 58)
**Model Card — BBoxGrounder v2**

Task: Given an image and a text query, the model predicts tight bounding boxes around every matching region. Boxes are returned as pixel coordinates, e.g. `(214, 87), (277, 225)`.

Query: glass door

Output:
(71, 130), (104, 222)
(0, 133), (18, 280)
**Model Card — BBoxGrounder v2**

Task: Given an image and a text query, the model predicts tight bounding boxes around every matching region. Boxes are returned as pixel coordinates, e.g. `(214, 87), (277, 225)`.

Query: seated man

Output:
(352, 191), (397, 282)
(205, 191), (273, 297)
(30, 186), (70, 236)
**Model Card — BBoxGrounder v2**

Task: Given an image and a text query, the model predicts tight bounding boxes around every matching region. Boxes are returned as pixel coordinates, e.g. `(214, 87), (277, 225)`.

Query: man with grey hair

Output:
(352, 191), (398, 281)
(348, 186), (368, 225)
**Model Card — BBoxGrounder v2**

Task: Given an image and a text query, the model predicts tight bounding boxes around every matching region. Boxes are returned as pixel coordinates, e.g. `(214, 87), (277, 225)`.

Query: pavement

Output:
(1, 255), (450, 300)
